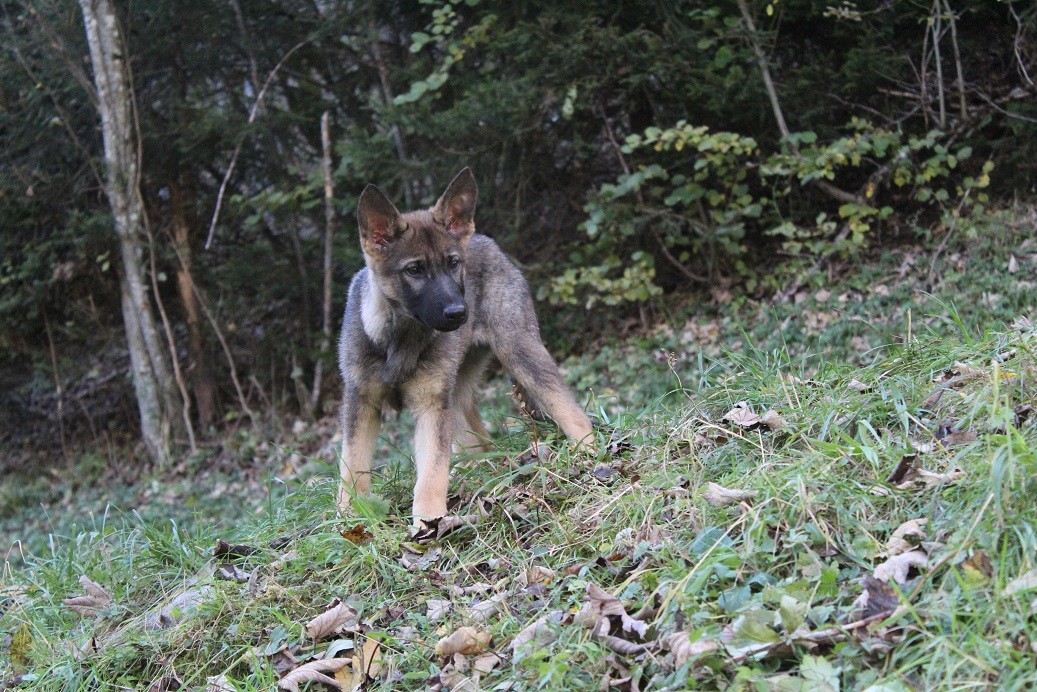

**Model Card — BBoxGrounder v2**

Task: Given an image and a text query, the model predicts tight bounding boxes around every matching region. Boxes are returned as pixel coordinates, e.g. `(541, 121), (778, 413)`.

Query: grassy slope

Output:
(2, 216), (1036, 690)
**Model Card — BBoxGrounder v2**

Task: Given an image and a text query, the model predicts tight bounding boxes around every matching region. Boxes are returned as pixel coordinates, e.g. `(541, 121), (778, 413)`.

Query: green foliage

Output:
(546, 117), (995, 306)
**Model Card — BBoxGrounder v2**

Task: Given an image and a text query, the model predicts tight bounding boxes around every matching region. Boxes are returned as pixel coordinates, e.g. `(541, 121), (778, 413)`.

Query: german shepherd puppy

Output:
(338, 168), (594, 524)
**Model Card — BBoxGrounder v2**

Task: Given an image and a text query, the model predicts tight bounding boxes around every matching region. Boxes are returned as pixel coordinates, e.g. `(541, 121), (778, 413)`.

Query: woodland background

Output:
(2, 0), (1036, 468)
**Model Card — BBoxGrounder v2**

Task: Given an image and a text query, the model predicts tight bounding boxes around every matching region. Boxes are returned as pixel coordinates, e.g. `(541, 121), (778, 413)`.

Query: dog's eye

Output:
(404, 263), (422, 276)
(448, 256), (461, 269)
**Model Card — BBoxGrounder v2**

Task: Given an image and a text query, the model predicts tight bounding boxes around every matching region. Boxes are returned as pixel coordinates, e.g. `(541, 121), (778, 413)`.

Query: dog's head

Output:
(357, 168), (478, 332)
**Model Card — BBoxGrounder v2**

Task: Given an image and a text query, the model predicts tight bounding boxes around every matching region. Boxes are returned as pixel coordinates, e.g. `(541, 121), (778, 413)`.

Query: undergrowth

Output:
(2, 219), (1036, 689)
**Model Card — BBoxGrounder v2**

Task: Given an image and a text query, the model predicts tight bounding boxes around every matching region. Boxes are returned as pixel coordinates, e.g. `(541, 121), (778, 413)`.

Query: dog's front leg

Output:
(410, 403), (453, 523)
(337, 384), (383, 514)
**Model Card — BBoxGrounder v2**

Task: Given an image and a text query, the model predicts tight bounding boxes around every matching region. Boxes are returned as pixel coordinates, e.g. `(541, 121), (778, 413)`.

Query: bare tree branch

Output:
(205, 40), (308, 249)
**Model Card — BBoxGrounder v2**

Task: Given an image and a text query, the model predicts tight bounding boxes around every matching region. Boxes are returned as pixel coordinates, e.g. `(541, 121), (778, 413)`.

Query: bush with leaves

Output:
(543, 117), (994, 307)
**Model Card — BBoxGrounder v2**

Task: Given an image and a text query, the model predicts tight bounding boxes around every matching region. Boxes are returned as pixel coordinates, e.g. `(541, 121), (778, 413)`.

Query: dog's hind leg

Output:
(493, 336), (594, 448)
(337, 383), (383, 514)
(452, 347), (492, 451)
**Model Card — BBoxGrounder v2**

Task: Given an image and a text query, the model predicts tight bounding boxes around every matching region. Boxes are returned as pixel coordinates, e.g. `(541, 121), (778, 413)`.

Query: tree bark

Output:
(79, 0), (181, 464)
(170, 178), (217, 429)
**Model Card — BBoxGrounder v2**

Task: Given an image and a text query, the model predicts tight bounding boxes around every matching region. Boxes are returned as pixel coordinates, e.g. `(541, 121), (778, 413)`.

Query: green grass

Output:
(2, 217), (1036, 689)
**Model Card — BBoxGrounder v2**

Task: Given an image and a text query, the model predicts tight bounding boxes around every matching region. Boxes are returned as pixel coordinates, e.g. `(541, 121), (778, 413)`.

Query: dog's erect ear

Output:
(357, 184), (404, 254)
(432, 168), (478, 244)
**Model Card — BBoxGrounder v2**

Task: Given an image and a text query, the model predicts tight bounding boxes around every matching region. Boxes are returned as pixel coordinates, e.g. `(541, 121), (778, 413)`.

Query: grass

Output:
(2, 215), (1036, 690)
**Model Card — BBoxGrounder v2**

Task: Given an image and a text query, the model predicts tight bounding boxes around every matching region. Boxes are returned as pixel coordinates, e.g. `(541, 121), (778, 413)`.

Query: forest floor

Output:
(2, 212), (1036, 690)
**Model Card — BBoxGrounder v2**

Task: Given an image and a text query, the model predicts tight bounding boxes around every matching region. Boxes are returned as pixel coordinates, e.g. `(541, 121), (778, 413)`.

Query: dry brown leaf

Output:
(305, 597), (359, 640)
(516, 566), (556, 588)
(662, 632), (720, 667)
(885, 453), (917, 484)
(852, 576), (901, 620)
(435, 626), (491, 656)
(400, 544), (442, 571)
(471, 652), (501, 675)
(702, 482), (756, 507)
(411, 514), (481, 543)
(144, 584), (215, 630)
(213, 539), (257, 559)
(873, 550), (928, 584)
(469, 593), (508, 623)
(722, 401), (761, 428)
(426, 598), (452, 622)
(1004, 569), (1037, 596)
(334, 664), (363, 692)
(511, 612), (561, 652)
(895, 466), (966, 491)
(277, 658), (349, 691)
(760, 409), (787, 431)
(939, 430), (978, 446)
(352, 638), (382, 681)
(882, 518), (927, 557)
(340, 523), (373, 545)
(146, 673), (182, 692)
(576, 583), (648, 638)
(599, 634), (646, 655)
(205, 674), (235, 692)
(63, 576), (112, 616)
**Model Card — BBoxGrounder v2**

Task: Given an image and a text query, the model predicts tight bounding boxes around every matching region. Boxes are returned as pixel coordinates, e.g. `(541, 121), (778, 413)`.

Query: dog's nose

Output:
(443, 304), (466, 323)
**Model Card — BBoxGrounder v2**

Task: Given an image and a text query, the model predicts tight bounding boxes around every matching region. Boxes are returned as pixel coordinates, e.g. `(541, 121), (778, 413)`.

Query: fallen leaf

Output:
(305, 597), (359, 640)
(216, 564), (251, 583)
(701, 482), (756, 507)
(411, 514), (481, 543)
(852, 576), (901, 619)
(575, 583), (648, 639)
(352, 637), (382, 681)
(599, 635), (646, 655)
(885, 453), (917, 484)
(938, 430), (978, 446)
(471, 652), (501, 675)
(146, 674), (182, 692)
(144, 584), (215, 630)
(63, 576), (112, 617)
(469, 593), (508, 623)
(426, 598), (452, 622)
(873, 550), (928, 584)
(213, 539), (257, 560)
(435, 626), (491, 656)
(511, 612), (562, 653)
(1004, 569), (1037, 596)
(723, 401), (761, 429)
(882, 518), (927, 557)
(277, 658), (349, 691)
(516, 566), (556, 588)
(847, 379), (872, 392)
(205, 674), (235, 692)
(400, 544), (442, 571)
(661, 632), (720, 667)
(959, 550), (994, 586)
(340, 523), (373, 545)
(895, 466), (966, 491)
(760, 409), (786, 431)
(920, 388), (945, 410)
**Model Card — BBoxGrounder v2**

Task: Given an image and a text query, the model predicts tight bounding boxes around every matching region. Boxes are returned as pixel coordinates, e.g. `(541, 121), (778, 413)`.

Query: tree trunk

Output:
(170, 178), (217, 429)
(79, 0), (181, 465)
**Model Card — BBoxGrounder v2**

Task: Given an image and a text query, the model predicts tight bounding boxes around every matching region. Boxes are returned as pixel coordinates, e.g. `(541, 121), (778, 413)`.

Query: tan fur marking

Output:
(411, 406), (451, 522)
(539, 389), (594, 449)
(337, 403), (381, 514)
